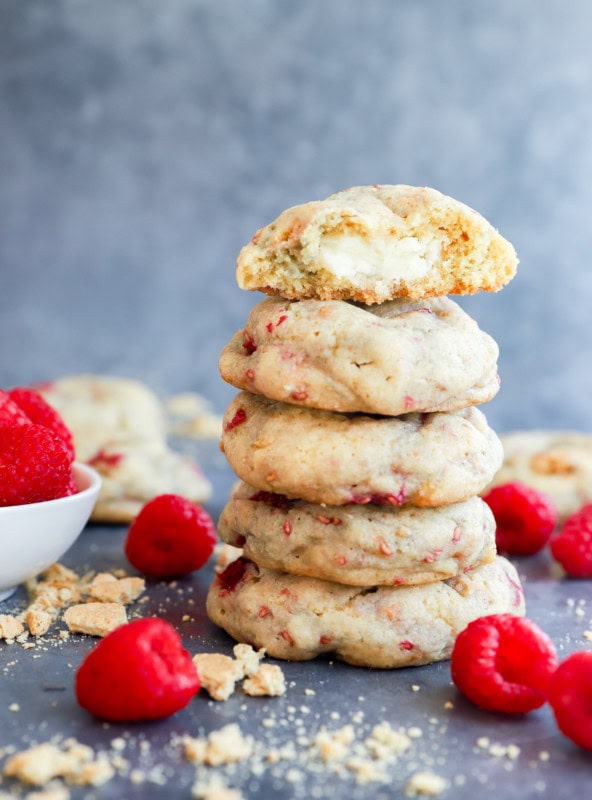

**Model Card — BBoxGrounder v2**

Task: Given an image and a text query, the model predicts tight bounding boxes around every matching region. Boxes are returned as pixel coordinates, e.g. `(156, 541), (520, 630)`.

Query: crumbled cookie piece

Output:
(243, 664), (286, 697)
(405, 771), (448, 796)
(191, 775), (245, 800)
(314, 726), (356, 762)
(25, 608), (53, 637)
(63, 603), (127, 637)
(184, 724), (253, 766)
(0, 614), (24, 640)
(87, 573), (145, 604)
(192, 653), (244, 701)
(24, 787), (71, 800)
(232, 643), (265, 677)
(3, 740), (114, 787)
(365, 722), (411, 758)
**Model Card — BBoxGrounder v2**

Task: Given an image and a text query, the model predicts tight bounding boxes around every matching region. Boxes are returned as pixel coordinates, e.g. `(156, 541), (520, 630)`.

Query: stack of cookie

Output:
(208, 185), (525, 669)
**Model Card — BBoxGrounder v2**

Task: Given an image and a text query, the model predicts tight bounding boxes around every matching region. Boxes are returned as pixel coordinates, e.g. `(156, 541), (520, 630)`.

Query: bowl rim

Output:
(0, 461), (102, 514)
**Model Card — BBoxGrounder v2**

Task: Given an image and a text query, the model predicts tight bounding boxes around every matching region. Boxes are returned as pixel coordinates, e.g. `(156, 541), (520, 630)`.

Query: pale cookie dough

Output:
(88, 440), (211, 522)
(219, 296), (499, 415)
(489, 430), (592, 521)
(217, 483), (496, 586)
(237, 184), (517, 303)
(38, 374), (166, 461)
(206, 556), (525, 668)
(221, 392), (503, 507)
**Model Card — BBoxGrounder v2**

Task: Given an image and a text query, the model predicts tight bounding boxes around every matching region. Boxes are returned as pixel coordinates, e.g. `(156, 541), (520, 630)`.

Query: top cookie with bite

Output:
(237, 184), (517, 303)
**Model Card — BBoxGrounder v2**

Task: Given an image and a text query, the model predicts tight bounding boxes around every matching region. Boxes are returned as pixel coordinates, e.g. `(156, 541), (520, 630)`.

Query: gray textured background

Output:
(2, 0), (592, 433)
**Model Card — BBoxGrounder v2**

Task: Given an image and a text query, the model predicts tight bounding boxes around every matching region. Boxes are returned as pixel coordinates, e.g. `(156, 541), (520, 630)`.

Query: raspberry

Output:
(482, 482), (557, 555)
(75, 618), (200, 721)
(548, 651), (592, 749)
(9, 387), (75, 462)
(224, 407), (247, 432)
(0, 389), (30, 427)
(125, 494), (217, 579)
(216, 556), (250, 594)
(450, 614), (558, 714)
(550, 504), (592, 577)
(0, 424), (73, 506)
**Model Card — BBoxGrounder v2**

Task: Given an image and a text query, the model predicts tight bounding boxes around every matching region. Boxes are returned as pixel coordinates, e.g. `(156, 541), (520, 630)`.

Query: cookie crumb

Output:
(365, 722), (411, 758)
(3, 740), (114, 787)
(25, 608), (53, 637)
(191, 775), (244, 800)
(184, 724), (253, 766)
(63, 603), (127, 637)
(192, 653), (244, 701)
(243, 664), (286, 697)
(0, 614), (24, 640)
(232, 643), (265, 677)
(87, 574), (145, 604)
(405, 771), (447, 796)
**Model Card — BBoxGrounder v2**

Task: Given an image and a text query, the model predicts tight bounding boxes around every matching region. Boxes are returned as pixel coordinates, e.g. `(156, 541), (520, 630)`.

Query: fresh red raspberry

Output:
(125, 494), (217, 579)
(9, 387), (75, 462)
(0, 389), (31, 427)
(0, 424), (73, 506)
(482, 482), (557, 555)
(451, 614), (558, 713)
(550, 504), (592, 577)
(75, 618), (200, 721)
(549, 651), (592, 749)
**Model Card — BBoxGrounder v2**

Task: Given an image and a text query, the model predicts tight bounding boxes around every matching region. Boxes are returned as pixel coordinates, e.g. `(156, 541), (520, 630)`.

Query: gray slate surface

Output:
(2, 0), (592, 431)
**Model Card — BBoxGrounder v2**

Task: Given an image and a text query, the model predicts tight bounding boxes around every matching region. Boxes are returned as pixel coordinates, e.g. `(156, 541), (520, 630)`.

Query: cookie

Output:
(490, 430), (592, 521)
(87, 440), (211, 523)
(37, 374), (212, 521)
(220, 296), (499, 415)
(221, 392), (503, 507)
(38, 374), (166, 461)
(218, 482), (496, 586)
(206, 556), (525, 668)
(236, 185), (517, 304)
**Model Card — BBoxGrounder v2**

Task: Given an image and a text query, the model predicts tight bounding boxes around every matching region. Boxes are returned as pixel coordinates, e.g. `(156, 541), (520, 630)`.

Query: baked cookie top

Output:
(38, 374), (166, 461)
(221, 392), (503, 507)
(87, 440), (211, 523)
(218, 482), (496, 586)
(490, 430), (592, 522)
(237, 185), (517, 303)
(37, 374), (212, 521)
(220, 295), (499, 415)
(206, 556), (525, 668)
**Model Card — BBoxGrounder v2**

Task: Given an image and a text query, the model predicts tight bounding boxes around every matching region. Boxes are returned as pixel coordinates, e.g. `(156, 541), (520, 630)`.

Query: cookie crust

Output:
(220, 296), (499, 415)
(221, 392), (503, 507)
(206, 557), (525, 668)
(218, 483), (496, 586)
(237, 185), (517, 303)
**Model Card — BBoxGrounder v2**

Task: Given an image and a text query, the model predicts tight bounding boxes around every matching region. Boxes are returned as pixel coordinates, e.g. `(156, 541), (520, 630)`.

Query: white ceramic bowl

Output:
(0, 463), (101, 601)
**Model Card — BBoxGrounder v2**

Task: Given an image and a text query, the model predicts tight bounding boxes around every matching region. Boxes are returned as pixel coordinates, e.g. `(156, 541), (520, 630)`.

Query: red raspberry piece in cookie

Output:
(482, 481), (557, 555)
(9, 387), (75, 462)
(75, 618), (200, 721)
(550, 504), (592, 577)
(0, 424), (73, 506)
(451, 614), (558, 713)
(549, 651), (592, 749)
(0, 389), (30, 427)
(125, 494), (217, 579)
